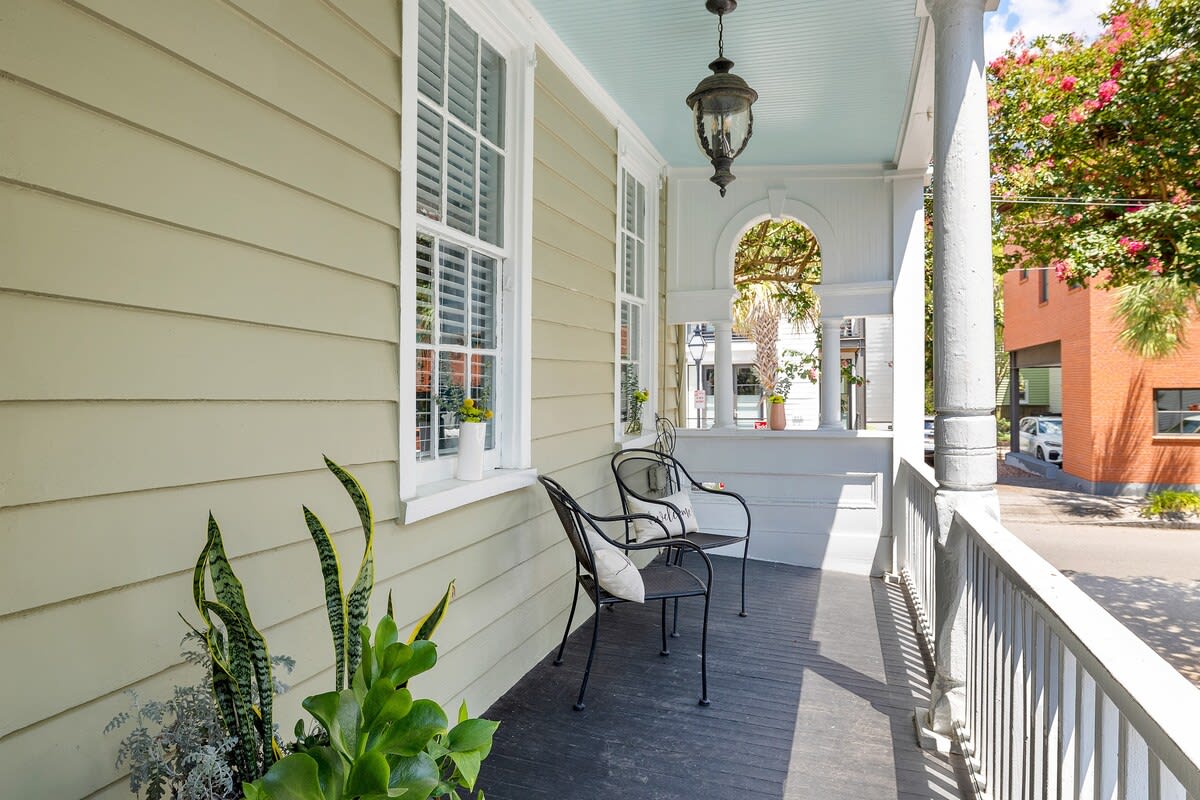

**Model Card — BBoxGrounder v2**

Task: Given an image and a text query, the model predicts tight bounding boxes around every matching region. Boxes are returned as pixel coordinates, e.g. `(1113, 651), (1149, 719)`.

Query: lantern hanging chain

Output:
(717, 13), (724, 58)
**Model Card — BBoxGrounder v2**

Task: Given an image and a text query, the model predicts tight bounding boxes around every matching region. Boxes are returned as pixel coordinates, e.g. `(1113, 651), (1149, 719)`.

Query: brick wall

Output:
(1003, 268), (1200, 488)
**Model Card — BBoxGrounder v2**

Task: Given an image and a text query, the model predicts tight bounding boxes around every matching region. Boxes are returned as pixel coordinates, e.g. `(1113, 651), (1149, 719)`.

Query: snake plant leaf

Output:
(387, 752), (440, 799)
(372, 699), (448, 757)
(304, 505), (347, 691)
(193, 515), (218, 623)
(409, 581), (455, 644)
(211, 654), (259, 781)
(202, 519), (276, 766)
(324, 457), (375, 682)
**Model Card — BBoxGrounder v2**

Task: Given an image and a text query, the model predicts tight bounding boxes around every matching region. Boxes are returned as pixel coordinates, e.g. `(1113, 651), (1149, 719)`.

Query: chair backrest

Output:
(653, 415), (676, 455)
(611, 448), (684, 508)
(538, 476), (597, 573)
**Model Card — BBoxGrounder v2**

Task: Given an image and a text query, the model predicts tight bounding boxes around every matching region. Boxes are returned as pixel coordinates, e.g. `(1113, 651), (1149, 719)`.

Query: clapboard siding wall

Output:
(0, 3), (645, 796)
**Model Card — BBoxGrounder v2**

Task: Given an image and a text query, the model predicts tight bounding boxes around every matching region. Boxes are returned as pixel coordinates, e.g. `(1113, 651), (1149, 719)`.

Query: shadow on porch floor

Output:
(477, 556), (971, 799)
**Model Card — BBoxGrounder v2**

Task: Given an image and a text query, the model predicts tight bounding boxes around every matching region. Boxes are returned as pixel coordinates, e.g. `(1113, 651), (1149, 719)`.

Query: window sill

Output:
(401, 467), (539, 524)
(617, 432), (658, 450)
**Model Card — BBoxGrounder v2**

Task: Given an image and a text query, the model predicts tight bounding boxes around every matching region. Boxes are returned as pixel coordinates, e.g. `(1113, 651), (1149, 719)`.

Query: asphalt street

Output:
(995, 462), (1200, 687)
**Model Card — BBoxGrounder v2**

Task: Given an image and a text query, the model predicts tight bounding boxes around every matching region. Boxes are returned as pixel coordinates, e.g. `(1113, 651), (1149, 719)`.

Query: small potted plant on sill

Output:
(625, 387), (649, 436)
(456, 395), (493, 481)
(767, 392), (788, 430)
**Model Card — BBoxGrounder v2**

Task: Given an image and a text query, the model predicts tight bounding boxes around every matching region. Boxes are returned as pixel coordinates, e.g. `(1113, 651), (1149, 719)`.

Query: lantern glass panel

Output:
(695, 103), (751, 159)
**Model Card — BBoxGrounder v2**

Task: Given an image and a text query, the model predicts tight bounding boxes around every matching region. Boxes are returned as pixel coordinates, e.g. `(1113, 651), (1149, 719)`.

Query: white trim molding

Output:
(813, 281), (895, 318)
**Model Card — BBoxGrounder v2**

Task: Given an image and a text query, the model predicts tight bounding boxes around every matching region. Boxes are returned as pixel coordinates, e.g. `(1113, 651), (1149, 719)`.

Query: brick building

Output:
(1003, 267), (1200, 494)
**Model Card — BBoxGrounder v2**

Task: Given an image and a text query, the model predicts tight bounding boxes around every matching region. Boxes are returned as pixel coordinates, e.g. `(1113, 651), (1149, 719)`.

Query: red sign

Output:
(753, 420), (768, 429)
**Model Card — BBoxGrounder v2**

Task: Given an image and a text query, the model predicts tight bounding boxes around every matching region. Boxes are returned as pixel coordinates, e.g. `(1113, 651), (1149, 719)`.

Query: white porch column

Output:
(818, 317), (844, 429)
(923, 0), (1000, 746)
(713, 321), (736, 428)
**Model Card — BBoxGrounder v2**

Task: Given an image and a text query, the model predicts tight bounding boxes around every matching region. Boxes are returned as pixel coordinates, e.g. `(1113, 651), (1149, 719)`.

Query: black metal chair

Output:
(538, 475), (713, 709)
(653, 414), (676, 455)
(610, 448), (751, 621)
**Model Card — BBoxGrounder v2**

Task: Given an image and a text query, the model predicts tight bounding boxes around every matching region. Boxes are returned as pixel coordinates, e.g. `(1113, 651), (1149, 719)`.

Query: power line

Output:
(923, 190), (1165, 208)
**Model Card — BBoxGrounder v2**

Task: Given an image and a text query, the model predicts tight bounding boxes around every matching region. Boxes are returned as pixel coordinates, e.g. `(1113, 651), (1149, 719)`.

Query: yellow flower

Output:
(462, 398), (475, 408)
(484, 410), (494, 419)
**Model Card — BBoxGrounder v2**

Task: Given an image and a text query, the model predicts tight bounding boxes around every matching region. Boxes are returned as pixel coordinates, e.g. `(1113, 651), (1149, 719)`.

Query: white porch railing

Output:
(897, 458), (1200, 799)
(896, 457), (937, 649)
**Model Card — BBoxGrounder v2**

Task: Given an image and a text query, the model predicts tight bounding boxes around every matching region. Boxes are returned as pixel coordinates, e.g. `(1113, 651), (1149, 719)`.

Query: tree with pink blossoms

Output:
(988, 0), (1200, 355)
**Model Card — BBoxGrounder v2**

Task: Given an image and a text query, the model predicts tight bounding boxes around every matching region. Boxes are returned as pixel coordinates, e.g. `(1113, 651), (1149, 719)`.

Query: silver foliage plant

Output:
(104, 633), (294, 800)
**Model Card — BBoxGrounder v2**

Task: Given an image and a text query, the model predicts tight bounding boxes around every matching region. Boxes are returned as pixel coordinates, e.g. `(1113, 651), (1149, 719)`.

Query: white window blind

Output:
(416, 0), (506, 247)
(619, 169), (648, 425)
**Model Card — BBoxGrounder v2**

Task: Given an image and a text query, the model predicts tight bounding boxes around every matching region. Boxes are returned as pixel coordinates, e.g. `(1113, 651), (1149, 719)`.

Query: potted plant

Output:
(625, 387), (649, 435)
(767, 392), (787, 430)
(455, 395), (493, 481)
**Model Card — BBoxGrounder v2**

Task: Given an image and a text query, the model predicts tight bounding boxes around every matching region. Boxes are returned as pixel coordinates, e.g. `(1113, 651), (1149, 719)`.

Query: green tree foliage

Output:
(732, 219), (822, 392)
(987, 0), (1200, 355)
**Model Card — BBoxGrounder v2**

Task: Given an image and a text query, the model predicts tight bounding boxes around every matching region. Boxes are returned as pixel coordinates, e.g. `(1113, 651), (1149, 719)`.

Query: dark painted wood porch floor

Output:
(477, 556), (971, 799)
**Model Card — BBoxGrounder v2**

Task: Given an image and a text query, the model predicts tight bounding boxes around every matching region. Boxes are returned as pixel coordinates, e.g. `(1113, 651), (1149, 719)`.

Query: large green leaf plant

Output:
(192, 456), (497, 798)
(244, 613), (496, 800)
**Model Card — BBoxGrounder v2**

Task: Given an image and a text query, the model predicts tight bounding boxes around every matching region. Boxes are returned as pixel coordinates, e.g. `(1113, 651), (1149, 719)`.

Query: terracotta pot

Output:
(769, 403), (787, 430)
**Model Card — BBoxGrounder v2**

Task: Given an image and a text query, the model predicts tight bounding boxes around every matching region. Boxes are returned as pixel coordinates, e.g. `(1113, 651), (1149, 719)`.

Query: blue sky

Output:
(984, 0), (1111, 59)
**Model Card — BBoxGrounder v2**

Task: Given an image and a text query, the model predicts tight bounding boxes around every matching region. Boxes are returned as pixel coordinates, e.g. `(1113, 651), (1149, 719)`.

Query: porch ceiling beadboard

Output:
(528, 0), (922, 166)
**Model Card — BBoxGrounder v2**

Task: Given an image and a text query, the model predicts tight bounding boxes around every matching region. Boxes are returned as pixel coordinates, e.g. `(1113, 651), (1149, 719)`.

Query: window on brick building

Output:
(1154, 389), (1200, 435)
(1038, 267), (1048, 303)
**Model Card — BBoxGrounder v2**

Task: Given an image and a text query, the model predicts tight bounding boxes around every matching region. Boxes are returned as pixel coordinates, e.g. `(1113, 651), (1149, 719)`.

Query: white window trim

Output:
(399, 0), (535, 515)
(614, 126), (663, 443)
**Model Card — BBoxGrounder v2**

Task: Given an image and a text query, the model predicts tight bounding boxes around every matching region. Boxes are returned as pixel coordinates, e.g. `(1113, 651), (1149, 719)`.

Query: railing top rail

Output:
(899, 456), (937, 493)
(955, 505), (1200, 792)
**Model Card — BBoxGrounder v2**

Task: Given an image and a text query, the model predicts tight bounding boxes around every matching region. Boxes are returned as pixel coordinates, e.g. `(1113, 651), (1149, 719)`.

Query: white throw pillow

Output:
(626, 490), (700, 542)
(588, 548), (645, 603)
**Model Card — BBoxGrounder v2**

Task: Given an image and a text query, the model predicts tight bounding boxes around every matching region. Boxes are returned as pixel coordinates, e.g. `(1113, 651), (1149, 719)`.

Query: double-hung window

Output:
(402, 0), (534, 506)
(1154, 388), (1200, 435)
(615, 136), (661, 440)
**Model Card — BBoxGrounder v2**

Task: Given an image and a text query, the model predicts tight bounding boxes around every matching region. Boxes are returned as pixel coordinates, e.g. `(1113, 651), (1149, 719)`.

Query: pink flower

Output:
(988, 56), (1008, 77)
(1040, 113), (1056, 127)
(1084, 98), (1102, 111)
(1051, 258), (1071, 281)
(1147, 257), (1164, 274)
(1125, 204), (1147, 214)
(1060, 76), (1078, 91)
(1016, 49), (1036, 66)
(1098, 80), (1119, 104)
(1019, 100), (1031, 112)
(1119, 236), (1147, 255)
(1068, 213), (1083, 225)
(988, 99), (1002, 113)
(1068, 107), (1088, 124)
(1110, 61), (1123, 78)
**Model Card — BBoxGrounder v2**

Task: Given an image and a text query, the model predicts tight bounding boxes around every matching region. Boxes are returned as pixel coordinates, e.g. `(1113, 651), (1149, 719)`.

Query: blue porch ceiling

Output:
(530, 0), (923, 167)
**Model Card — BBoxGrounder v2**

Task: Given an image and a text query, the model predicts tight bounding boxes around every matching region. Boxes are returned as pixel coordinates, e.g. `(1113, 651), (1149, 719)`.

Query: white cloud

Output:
(984, 0), (1110, 60)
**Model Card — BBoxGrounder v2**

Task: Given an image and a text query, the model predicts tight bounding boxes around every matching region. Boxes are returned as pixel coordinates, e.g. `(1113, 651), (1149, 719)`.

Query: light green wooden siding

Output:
(0, 2), (406, 797)
(659, 179), (683, 423)
(0, 10), (638, 800)
(1023, 368), (1052, 405)
(531, 50), (618, 488)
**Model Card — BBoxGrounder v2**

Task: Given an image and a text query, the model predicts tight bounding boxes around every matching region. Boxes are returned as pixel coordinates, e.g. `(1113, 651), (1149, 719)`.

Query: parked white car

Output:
(1018, 416), (1063, 464)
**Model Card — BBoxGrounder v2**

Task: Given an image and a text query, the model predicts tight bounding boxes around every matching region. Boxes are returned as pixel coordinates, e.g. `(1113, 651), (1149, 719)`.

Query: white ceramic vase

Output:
(455, 421), (486, 481)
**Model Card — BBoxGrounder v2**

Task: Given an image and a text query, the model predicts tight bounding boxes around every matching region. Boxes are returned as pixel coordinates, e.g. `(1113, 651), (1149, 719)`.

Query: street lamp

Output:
(688, 325), (708, 429)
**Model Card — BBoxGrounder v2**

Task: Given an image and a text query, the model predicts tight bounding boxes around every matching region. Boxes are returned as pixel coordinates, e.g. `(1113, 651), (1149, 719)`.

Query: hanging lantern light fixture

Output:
(685, 0), (758, 197)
